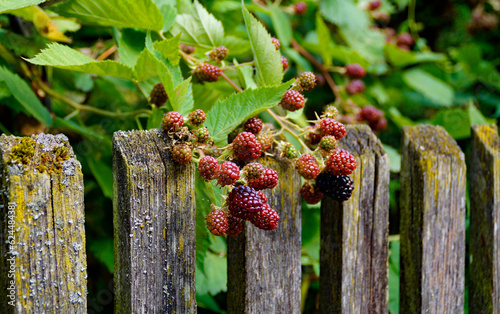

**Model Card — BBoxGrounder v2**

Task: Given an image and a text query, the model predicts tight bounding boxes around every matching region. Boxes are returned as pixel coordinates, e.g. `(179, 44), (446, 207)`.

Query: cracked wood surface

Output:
(113, 129), (196, 313)
(0, 133), (87, 313)
(319, 124), (390, 314)
(400, 125), (466, 313)
(227, 155), (301, 314)
(469, 124), (500, 314)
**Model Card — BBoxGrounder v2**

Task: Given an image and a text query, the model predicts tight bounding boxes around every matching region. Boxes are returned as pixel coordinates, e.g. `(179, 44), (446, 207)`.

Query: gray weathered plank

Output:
(319, 124), (390, 314)
(0, 133), (87, 313)
(400, 125), (466, 313)
(227, 155), (301, 314)
(113, 129), (196, 313)
(469, 124), (500, 314)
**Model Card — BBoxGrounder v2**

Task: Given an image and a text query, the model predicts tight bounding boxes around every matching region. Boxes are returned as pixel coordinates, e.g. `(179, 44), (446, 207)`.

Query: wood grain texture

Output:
(113, 129), (196, 313)
(227, 155), (301, 314)
(0, 133), (87, 313)
(469, 124), (500, 314)
(400, 125), (466, 313)
(319, 124), (390, 314)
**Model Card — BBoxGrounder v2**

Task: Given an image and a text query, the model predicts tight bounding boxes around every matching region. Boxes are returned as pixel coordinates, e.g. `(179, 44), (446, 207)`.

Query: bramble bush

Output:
(0, 0), (499, 312)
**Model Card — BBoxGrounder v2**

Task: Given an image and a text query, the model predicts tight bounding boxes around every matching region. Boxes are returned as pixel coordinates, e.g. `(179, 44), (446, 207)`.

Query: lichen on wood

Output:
(469, 124), (500, 314)
(113, 129), (196, 313)
(0, 133), (87, 313)
(227, 154), (301, 314)
(319, 124), (390, 313)
(400, 125), (466, 313)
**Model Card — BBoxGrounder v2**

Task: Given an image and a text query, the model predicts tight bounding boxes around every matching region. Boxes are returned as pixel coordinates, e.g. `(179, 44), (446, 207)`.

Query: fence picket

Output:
(319, 124), (390, 313)
(400, 125), (466, 313)
(469, 124), (500, 314)
(113, 129), (196, 313)
(227, 155), (301, 313)
(0, 134), (87, 313)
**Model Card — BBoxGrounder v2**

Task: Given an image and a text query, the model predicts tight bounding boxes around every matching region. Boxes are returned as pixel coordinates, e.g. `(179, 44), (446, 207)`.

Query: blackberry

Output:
(243, 162), (264, 180)
(227, 213), (243, 236)
(345, 63), (366, 78)
(162, 111), (184, 132)
(232, 132), (263, 162)
(281, 56), (289, 71)
(227, 185), (266, 220)
(248, 168), (279, 190)
(346, 79), (365, 95)
(205, 207), (228, 236)
(172, 144), (192, 165)
(316, 172), (354, 202)
(296, 154), (320, 180)
(326, 148), (357, 176)
(209, 46), (228, 63)
(150, 83), (168, 106)
(251, 204), (279, 231)
(300, 182), (324, 204)
(198, 156), (220, 181)
(244, 117), (263, 134)
(194, 63), (223, 82)
(280, 90), (305, 112)
(187, 109), (206, 126)
(217, 162), (240, 186)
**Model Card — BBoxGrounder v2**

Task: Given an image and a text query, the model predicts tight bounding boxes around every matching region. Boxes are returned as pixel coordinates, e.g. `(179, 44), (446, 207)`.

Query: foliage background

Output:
(0, 0), (499, 313)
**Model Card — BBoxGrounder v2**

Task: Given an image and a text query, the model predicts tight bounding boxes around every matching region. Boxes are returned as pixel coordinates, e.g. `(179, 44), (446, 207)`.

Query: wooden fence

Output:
(0, 124), (499, 313)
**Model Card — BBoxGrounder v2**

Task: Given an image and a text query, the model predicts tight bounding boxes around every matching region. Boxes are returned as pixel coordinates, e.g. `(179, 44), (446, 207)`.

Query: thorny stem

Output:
(96, 45), (117, 61)
(290, 38), (344, 105)
(221, 72), (243, 92)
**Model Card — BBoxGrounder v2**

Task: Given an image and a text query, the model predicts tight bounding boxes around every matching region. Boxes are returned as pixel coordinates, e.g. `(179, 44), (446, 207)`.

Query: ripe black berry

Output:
(316, 172), (354, 202)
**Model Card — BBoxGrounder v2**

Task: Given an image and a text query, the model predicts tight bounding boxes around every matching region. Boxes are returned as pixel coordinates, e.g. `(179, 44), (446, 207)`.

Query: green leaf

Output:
(205, 82), (291, 144)
(52, 0), (163, 30)
(158, 2), (177, 32)
(86, 155), (113, 199)
(384, 44), (446, 67)
(0, 66), (52, 126)
(315, 12), (333, 66)
(146, 107), (164, 129)
(134, 47), (165, 81)
(114, 28), (146, 68)
(388, 240), (400, 314)
(195, 179), (217, 274)
(320, 0), (369, 30)
(283, 48), (313, 72)
(430, 107), (470, 139)
(388, 107), (416, 129)
(242, 5), (283, 86)
(235, 59), (258, 90)
(0, 0), (46, 13)
(222, 35), (252, 56)
(170, 0), (225, 50)
(403, 68), (454, 107)
(195, 253), (227, 295)
(382, 144), (401, 173)
(27, 43), (134, 80)
(153, 34), (181, 65)
(268, 3), (292, 47)
(53, 117), (108, 142)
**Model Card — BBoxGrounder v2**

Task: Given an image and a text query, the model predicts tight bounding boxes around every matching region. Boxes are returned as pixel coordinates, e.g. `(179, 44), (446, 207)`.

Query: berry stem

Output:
(266, 108), (311, 153)
(221, 72), (244, 92)
(222, 61), (255, 70)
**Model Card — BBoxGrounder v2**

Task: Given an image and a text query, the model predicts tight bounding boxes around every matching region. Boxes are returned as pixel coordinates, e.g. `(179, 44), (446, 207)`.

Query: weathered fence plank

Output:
(0, 133), (87, 313)
(113, 129), (196, 313)
(469, 124), (500, 314)
(227, 155), (301, 313)
(400, 125), (466, 313)
(319, 124), (390, 313)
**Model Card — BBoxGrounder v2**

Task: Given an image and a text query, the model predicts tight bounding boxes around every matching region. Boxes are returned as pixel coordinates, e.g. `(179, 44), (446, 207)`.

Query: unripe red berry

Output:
(227, 185), (266, 220)
(193, 127), (210, 143)
(198, 156), (220, 181)
(248, 168), (279, 190)
(150, 83), (168, 106)
(300, 182), (324, 204)
(188, 109), (206, 126)
(205, 207), (228, 236)
(194, 63), (223, 82)
(232, 132), (263, 162)
(368, 0), (382, 10)
(296, 154), (320, 180)
(172, 143), (192, 165)
(396, 32), (414, 46)
(180, 43), (195, 54)
(280, 90), (305, 112)
(256, 131), (274, 152)
(243, 162), (264, 180)
(297, 72), (316, 91)
(326, 148), (357, 176)
(345, 63), (366, 78)
(244, 117), (263, 134)
(294, 2), (307, 15)
(271, 37), (280, 50)
(209, 46), (229, 63)
(281, 56), (289, 71)
(227, 213), (243, 236)
(346, 79), (366, 95)
(162, 111), (184, 132)
(251, 204), (279, 231)
(319, 118), (346, 140)
(217, 162), (240, 186)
